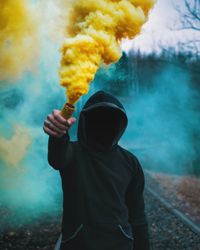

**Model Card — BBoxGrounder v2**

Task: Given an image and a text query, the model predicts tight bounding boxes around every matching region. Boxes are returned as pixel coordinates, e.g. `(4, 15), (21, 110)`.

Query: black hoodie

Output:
(48, 91), (149, 250)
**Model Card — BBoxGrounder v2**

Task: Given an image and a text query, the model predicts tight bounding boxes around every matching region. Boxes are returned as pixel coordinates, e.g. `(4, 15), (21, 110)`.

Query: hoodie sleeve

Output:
(125, 157), (150, 250)
(48, 133), (74, 170)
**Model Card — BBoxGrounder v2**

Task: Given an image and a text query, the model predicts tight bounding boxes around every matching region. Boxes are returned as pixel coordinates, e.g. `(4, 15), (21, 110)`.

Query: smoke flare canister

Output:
(60, 103), (75, 120)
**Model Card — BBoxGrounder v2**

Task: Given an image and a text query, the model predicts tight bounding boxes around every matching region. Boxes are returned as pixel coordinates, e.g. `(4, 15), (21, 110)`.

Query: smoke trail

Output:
(59, 0), (155, 104)
(0, 0), (39, 82)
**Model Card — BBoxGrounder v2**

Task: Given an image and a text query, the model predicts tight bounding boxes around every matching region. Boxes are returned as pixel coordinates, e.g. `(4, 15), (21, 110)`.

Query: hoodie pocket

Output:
(118, 224), (134, 241)
(61, 224), (83, 243)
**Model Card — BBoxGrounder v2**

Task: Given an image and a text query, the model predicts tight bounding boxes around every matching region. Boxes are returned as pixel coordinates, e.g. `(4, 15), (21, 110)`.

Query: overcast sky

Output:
(121, 0), (199, 54)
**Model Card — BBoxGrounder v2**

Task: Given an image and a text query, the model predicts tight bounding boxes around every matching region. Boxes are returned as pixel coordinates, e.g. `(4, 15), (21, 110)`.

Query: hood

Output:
(78, 91), (128, 151)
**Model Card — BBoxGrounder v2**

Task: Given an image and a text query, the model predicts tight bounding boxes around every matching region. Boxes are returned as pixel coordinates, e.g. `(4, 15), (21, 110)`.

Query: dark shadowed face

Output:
(84, 107), (121, 146)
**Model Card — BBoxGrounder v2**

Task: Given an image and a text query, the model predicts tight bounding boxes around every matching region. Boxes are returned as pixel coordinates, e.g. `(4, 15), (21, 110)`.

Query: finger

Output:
(43, 126), (63, 138)
(47, 114), (67, 130)
(53, 110), (69, 125)
(67, 117), (76, 127)
(44, 120), (66, 134)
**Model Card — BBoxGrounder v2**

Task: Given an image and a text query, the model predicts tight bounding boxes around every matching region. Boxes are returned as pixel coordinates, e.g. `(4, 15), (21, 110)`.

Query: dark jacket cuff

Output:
(131, 223), (150, 250)
(49, 133), (69, 145)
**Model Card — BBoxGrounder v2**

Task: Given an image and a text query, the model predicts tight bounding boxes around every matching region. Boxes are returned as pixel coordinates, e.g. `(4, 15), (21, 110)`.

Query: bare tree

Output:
(173, 0), (200, 57)
(175, 0), (200, 31)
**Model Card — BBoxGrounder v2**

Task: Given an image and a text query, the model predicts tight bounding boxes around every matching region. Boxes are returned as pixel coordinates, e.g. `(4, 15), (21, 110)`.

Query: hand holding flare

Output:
(43, 110), (76, 138)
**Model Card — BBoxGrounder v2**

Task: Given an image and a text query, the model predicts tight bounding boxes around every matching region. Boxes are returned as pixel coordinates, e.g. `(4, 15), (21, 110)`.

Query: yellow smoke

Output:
(59, 0), (155, 104)
(0, 0), (38, 82)
(0, 125), (32, 167)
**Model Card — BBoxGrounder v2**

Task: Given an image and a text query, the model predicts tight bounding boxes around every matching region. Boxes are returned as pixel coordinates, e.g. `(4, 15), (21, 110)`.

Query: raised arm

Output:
(125, 157), (150, 250)
(43, 109), (76, 170)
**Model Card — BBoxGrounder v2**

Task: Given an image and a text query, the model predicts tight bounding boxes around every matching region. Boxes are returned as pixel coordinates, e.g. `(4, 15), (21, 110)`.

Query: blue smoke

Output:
(121, 64), (200, 175)
(0, 42), (65, 228)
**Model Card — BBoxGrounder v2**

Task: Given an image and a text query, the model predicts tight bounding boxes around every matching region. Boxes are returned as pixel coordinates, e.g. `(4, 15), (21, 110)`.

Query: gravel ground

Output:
(145, 189), (200, 250)
(146, 171), (200, 224)
(1, 172), (200, 250)
(0, 214), (61, 250)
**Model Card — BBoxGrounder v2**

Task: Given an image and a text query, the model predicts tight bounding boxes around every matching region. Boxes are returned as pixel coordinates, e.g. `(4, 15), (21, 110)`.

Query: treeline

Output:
(95, 50), (200, 97)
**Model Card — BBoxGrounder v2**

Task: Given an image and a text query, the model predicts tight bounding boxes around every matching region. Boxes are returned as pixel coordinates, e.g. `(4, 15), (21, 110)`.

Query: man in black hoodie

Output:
(43, 91), (149, 250)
